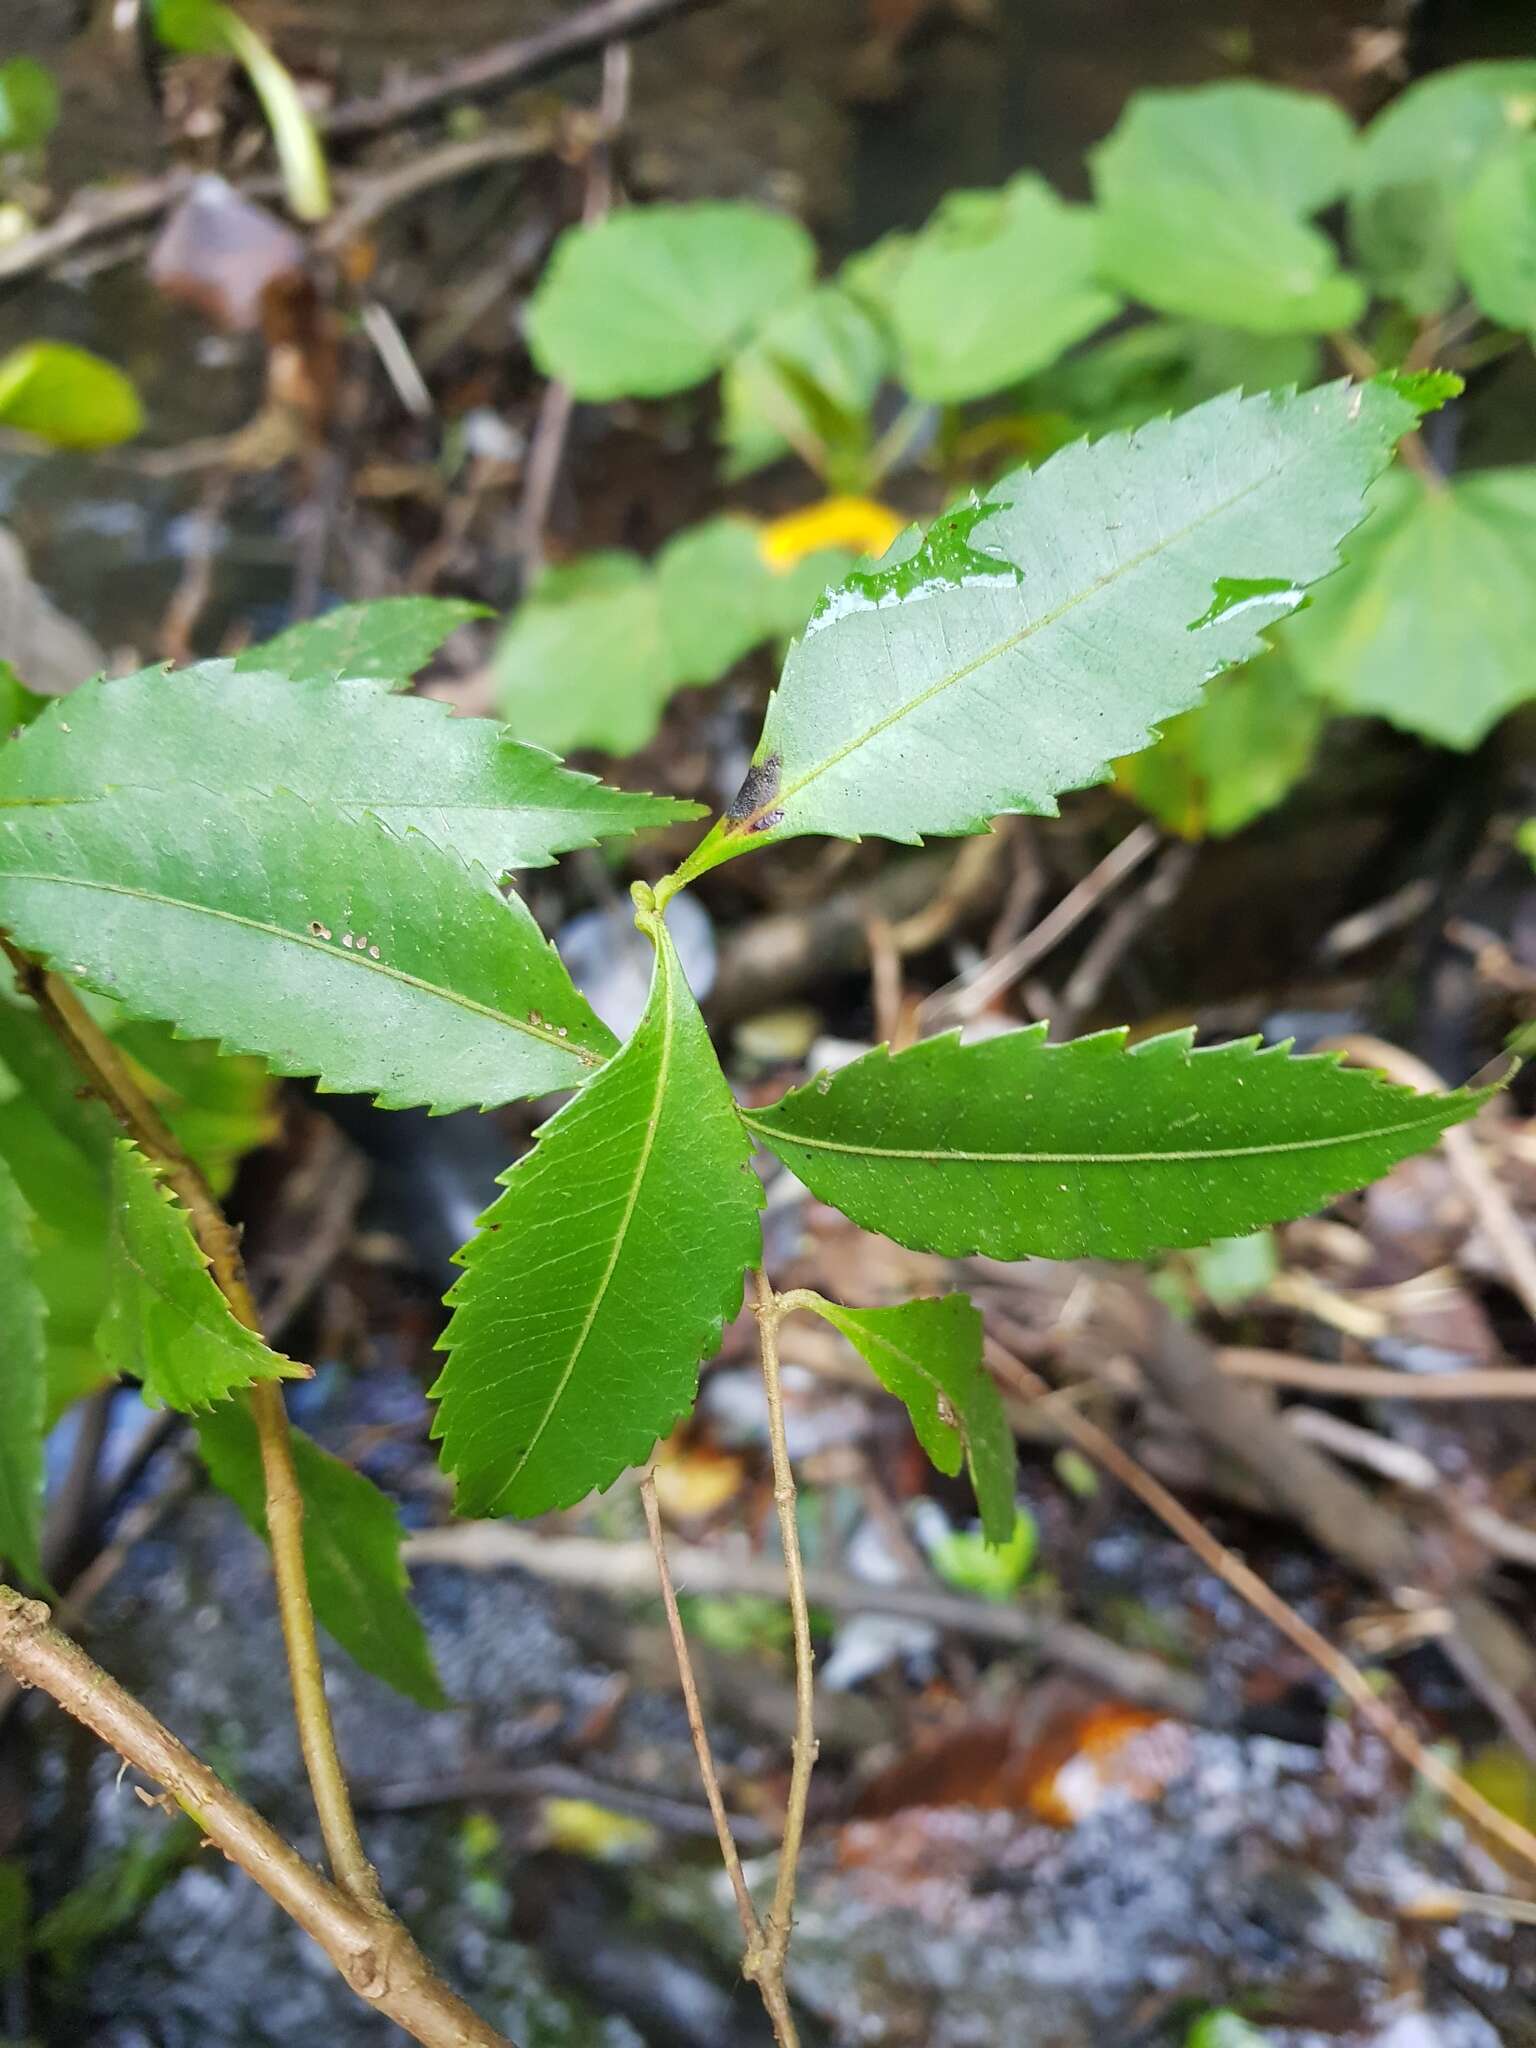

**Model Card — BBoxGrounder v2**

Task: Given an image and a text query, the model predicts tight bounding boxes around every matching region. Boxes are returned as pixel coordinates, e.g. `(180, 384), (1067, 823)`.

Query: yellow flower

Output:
(757, 495), (907, 571)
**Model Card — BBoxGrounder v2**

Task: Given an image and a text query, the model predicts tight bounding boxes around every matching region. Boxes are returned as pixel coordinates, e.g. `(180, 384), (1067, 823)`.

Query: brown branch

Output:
(0, 939), (375, 1903)
(638, 1470), (764, 1951)
(323, 0), (720, 139)
(1218, 1346), (1536, 1401)
(0, 1587), (513, 2048)
(986, 1344), (1536, 1883)
(751, 1273), (817, 2045)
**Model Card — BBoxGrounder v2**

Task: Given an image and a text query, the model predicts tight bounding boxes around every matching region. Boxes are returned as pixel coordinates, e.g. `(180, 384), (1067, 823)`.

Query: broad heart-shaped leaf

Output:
(496, 521), (847, 757)
(1457, 135), (1536, 331)
(0, 788), (615, 1112)
(743, 1026), (1488, 1262)
(234, 597), (490, 686)
(1350, 61), (1536, 314)
(1025, 322), (1321, 440)
(1091, 84), (1363, 336)
(0, 343), (143, 451)
(1280, 466), (1536, 750)
(432, 917), (764, 1518)
(885, 176), (1120, 403)
(496, 554), (674, 756)
(195, 1405), (448, 1708)
(525, 201), (817, 401)
(97, 1140), (299, 1412)
(802, 1292), (1016, 1545)
(0, 664), (699, 877)
(0, 1153), (47, 1587)
(720, 285), (889, 480)
(1094, 185), (1365, 336)
(1094, 82), (1357, 218)
(1115, 648), (1324, 840)
(703, 379), (1416, 857)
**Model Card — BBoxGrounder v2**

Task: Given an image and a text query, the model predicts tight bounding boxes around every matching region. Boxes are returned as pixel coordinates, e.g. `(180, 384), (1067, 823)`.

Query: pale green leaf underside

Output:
(97, 1139), (298, 1412)
(196, 1405), (448, 1708)
(1281, 466), (1536, 750)
(807, 1292), (1016, 1544)
(0, 788), (615, 1111)
(234, 597), (489, 686)
(526, 202), (817, 400)
(433, 922), (764, 1518)
(0, 1152), (47, 1586)
(0, 664), (699, 876)
(745, 1025), (1486, 1261)
(738, 379), (1413, 849)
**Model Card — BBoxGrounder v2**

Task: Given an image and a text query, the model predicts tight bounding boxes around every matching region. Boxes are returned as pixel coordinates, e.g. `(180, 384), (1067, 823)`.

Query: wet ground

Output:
(7, 1), (1536, 2044)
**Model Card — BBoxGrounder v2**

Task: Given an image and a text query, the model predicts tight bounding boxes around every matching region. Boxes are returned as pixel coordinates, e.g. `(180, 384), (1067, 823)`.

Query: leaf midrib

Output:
(741, 1101), (1458, 1167)
(769, 405), (1352, 818)
(0, 867), (597, 1065)
(490, 939), (676, 1511)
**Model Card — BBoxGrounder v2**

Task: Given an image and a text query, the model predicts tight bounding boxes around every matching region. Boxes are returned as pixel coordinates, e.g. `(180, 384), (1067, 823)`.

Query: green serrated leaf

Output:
(0, 343), (143, 451)
(0, 57), (59, 152)
(802, 1292), (1015, 1543)
(0, 995), (115, 1417)
(0, 1154), (46, 1587)
(701, 379), (1413, 858)
(1281, 465), (1536, 749)
(196, 1406), (448, 1706)
(97, 1140), (299, 1412)
(1457, 134), (1536, 331)
(744, 1026), (1487, 1261)
(235, 598), (490, 686)
(0, 788), (615, 1111)
(111, 1021), (275, 1198)
(0, 663), (699, 877)
(1351, 61), (1536, 313)
(526, 202), (817, 400)
(1116, 649), (1324, 839)
(1092, 85), (1363, 335)
(888, 175), (1120, 402)
(433, 916), (764, 1517)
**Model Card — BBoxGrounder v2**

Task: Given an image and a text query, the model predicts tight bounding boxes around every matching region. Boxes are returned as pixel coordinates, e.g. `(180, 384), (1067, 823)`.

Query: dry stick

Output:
(1218, 1347), (1536, 1401)
(0, 1588), (513, 2048)
(515, 43), (632, 579)
(986, 1343), (1536, 1882)
(0, 938), (375, 1908)
(323, 0), (719, 139)
(637, 1470), (764, 1954)
(922, 820), (1160, 1030)
(749, 1272), (816, 2048)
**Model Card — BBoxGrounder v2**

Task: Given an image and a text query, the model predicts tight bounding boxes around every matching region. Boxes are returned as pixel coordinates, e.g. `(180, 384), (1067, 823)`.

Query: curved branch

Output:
(0, 1586), (513, 2048)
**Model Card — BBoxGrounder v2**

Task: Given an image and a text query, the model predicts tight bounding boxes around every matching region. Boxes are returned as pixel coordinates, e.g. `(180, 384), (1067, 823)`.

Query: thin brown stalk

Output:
(0, 937), (377, 1907)
(753, 1274), (818, 2015)
(638, 1470), (764, 1953)
(0, 1586), (513, 2048)
(987, 1343), (1536, 1882)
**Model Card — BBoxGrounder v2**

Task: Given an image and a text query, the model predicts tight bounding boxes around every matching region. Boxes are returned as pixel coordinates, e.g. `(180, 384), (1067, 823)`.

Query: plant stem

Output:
(752, 1272), (818, 2001)
(638, 1470), (764, 1953)
(0, 936), (377, 1907)
(0, 1585), (513, 2048)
